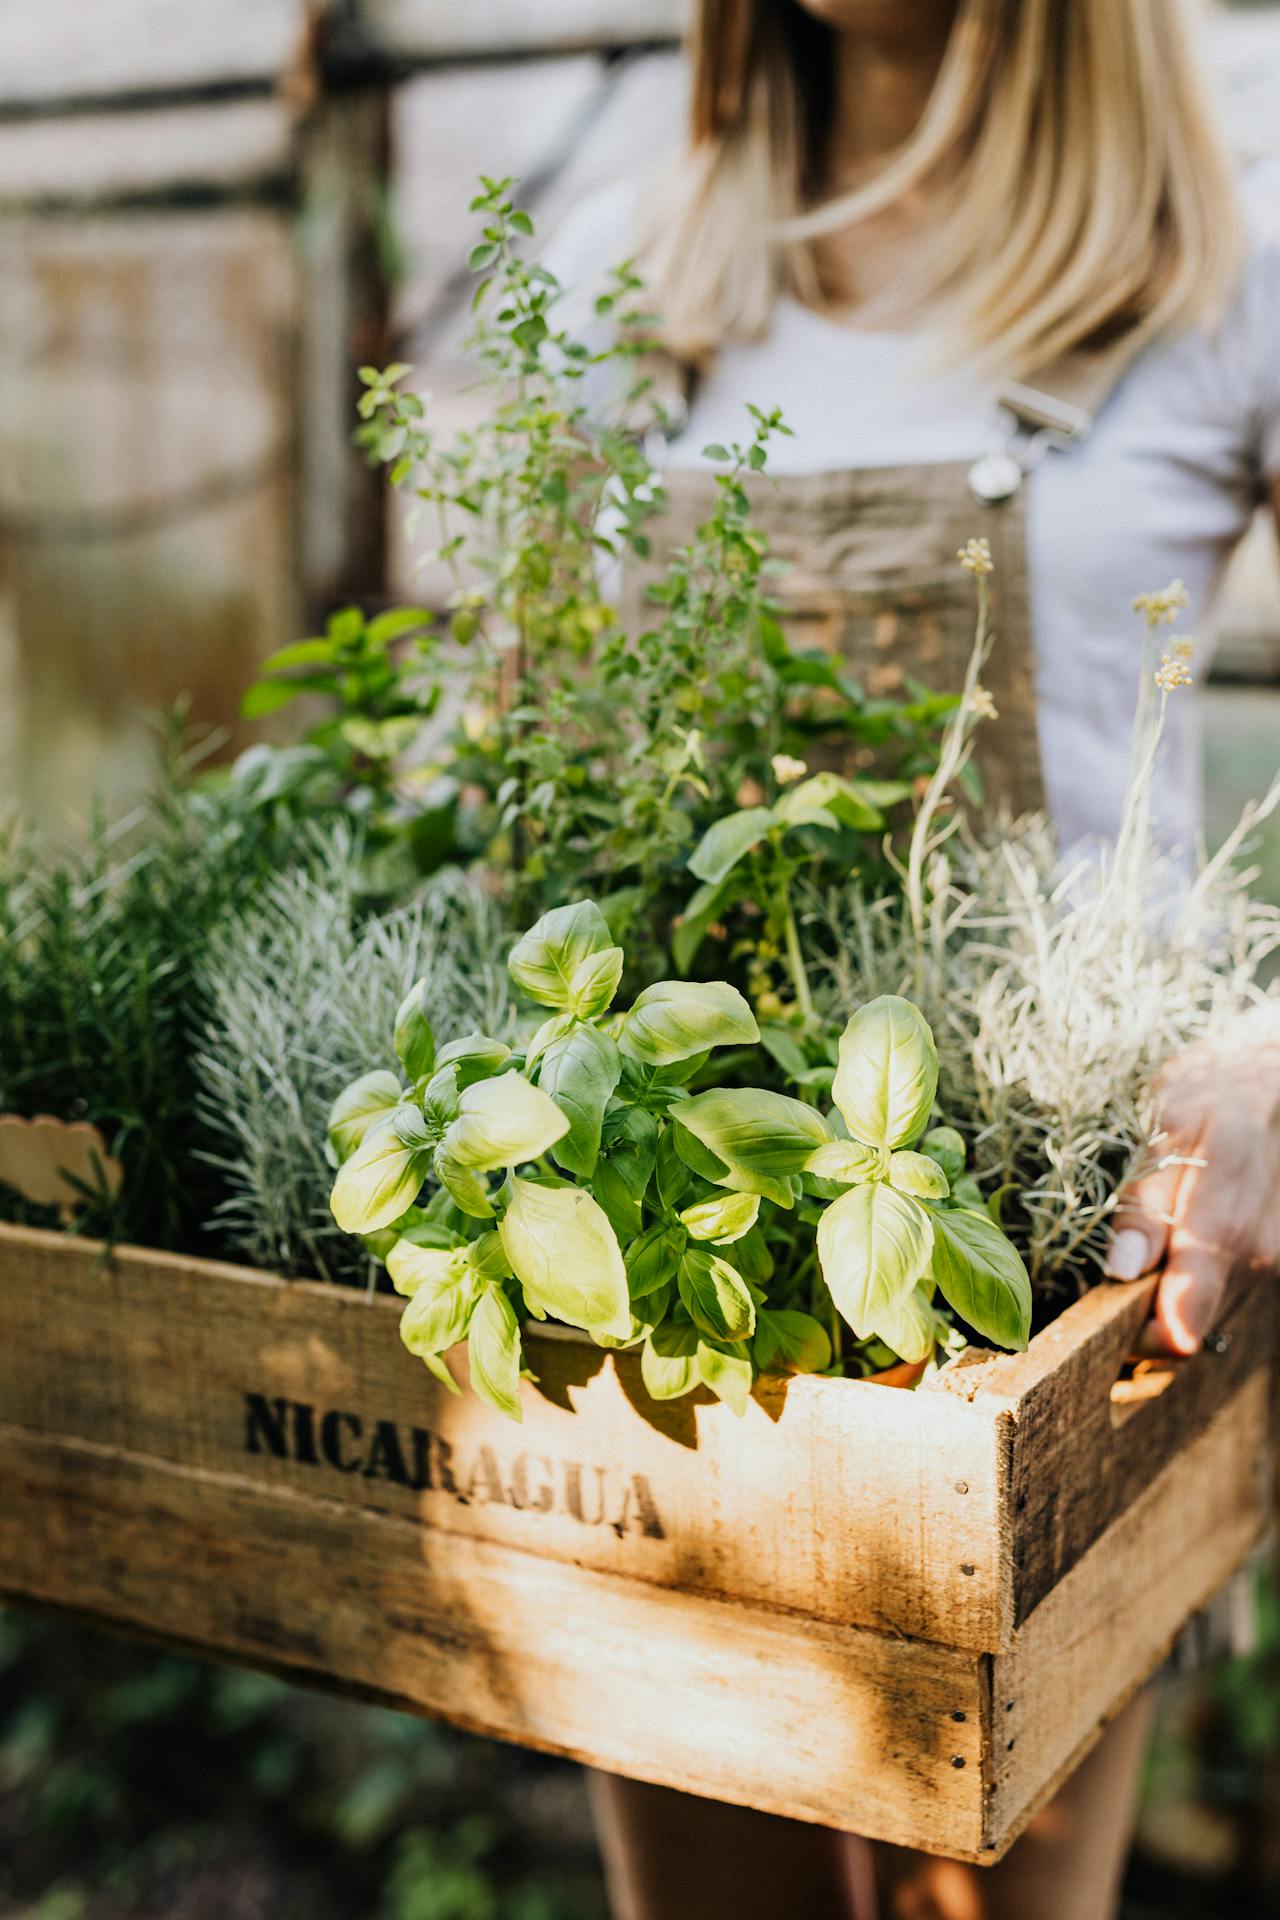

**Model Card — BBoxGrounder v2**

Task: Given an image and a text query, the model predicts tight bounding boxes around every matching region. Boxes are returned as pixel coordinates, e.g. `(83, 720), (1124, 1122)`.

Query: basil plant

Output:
(327, 900), (1030, 1421)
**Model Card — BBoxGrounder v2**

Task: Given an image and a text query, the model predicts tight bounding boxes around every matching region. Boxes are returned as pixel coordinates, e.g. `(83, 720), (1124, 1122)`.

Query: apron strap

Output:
(995, 324), (1151, 446)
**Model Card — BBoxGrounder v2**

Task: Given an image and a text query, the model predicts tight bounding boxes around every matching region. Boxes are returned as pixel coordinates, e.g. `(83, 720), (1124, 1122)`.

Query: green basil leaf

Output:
(399, 1262), (480, 1357)
(432, 1145), (494, 1220)
(677, 1247), (756, 1342)
(672, 873), (735, 975)
(385, 1239), (461, 1298)
(435, 1033), (513, 1087)
(816, 1181), (934, 1338)
(625, 1223), (683, 1301)
(697, 1339), (753, 1416)
(330, 1116), (429, 1235)
(867, 1278), (938, 1364)
(676, 1088), (833, 1208)
(753, 1308), (831, 1376)
(418, 1348), (462, 1397)
(687, 807), (776, 884)
(443, 1072), (569, 1170)
(832, 995), (939, 1150)
(733, 1223), (774, 1283)
(326, 1070), (403, 1166)
(393, 980), (436, 1080)
(679, 1192), (760, 1244)
(804, 1140), (882, 1186)
(537, 1025), (620, 1178)
(641, 1321), (701, 1401)
(499, 1177), (631, 1341)
(567, 944), (624, 1018)
(592, 1159), (644, 1241)
(920, 1125), (966, 1186)
(930, 1207), (1032, 1351)
(773, 771), (883, 832)
(618, 980), (759, 1066)
(601, 1105), (658, 1198)
(655, 1125), (693, 1212)
(888, 1150), (950, 1200)
(467, 1286), (523, 1421)
(508, 900), (613, 1009)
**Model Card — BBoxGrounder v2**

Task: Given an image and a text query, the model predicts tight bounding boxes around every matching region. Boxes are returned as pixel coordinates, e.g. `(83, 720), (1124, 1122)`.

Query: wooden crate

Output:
(0, 1222), (1272, 1862)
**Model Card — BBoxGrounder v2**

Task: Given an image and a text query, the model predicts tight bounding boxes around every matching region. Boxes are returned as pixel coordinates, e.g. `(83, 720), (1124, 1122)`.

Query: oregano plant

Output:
(327, 899), (1030, 1421)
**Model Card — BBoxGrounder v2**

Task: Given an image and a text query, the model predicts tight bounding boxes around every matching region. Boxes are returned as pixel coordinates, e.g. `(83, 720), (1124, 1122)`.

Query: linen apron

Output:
(629, 338), (1256, 1667)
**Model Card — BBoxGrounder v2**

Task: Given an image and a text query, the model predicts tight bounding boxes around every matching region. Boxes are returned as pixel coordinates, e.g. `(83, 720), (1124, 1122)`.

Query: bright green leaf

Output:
(499, 1178), (631, 1340)
(468, 1287), (523, 1421)
(930, 1208), (1031, 1351)
(567, 945), (624, 1018)
(398, 1262), (480, 1357)
(816, 1181), (934, 1338)
(618, 980), (759, 1066)
(921, 1126), (966, 1186)
(832, 995), (938, 1150)
(385, 1239), (459, 1298)
(753, 1309), (831, 1376)
(394, 980), (436, 1081)
(330, 1117), (428, 1235)
(327, 1069), (403, 1165)
(697, 1340), (753, 1415)
(508, 901), (613, 1009)
(804, 1139), (882, 1186)
(641, 1321), (701, 1401)
(537, 1025), (620, 1178)
(677, 1246), (756, 1342)
(443, 1072), (569, 1170)
(888, 1150), (950, 1200)
(867, 1279), (938, 1364)
(676, 1088), (832, 1207)
(679, 1191), (760, 1244)
(432, 1146), (494, 1220)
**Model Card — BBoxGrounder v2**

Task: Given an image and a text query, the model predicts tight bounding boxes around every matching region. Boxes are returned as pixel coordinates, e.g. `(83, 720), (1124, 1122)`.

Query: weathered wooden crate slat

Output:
(0, 1223), (1273, 1861)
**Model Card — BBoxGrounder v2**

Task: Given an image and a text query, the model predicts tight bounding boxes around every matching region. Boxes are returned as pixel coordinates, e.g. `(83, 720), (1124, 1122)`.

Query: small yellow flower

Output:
(771, 752), (808, 786)
(970, 685), (998, 721)
(1133, 580), (1189, 629)
(1170, 636), (1196, 663)
(1154, 653), (1194, 692)
(957, 537), (994, 576)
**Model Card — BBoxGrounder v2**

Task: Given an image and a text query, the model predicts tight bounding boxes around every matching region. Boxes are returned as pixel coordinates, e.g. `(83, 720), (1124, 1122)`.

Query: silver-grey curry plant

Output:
(327, 900), (1031, 1419)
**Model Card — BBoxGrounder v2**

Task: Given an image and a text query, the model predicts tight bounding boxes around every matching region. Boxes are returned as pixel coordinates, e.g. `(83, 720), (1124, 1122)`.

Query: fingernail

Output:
(1105, 1228), (1152, 1280)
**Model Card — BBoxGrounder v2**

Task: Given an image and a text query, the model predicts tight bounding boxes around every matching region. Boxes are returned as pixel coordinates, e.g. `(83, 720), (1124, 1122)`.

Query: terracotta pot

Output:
(865, 1357), (928, 1390)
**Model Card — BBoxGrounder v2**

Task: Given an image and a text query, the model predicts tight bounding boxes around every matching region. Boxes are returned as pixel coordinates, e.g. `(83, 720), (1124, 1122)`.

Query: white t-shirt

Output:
(547, 167), (1280, 855)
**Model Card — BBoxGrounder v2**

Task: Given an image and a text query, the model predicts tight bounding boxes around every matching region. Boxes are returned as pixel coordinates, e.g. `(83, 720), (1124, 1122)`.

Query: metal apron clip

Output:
(967, 379), (1096, 506)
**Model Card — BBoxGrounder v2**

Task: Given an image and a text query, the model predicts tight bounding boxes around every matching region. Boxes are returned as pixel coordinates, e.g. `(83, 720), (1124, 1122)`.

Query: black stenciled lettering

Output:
(563, 1461), (608, 1526)
(508, 1452), (554, 1512)
(364, 1418), (410, 1485)
(409, 1427), (433, 1491)
(291, 1400), (320, 1466)
(617, 1473), (666, 1540)
(243, 1393), (289, 1459)
(465, 1444), (508, 1507)
(434, 1436), (459, 1495)
(320, 1409), (362, 1473)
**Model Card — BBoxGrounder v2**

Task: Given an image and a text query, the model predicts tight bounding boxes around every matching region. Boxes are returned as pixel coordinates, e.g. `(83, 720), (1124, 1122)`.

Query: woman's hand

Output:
(1104, 1018), (1280, 1353)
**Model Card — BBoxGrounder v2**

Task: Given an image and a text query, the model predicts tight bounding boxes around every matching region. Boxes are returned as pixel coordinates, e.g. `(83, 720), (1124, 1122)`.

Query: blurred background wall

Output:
(0, 0), (1278, 859)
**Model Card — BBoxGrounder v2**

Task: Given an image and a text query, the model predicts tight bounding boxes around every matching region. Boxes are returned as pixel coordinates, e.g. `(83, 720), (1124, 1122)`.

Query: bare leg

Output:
(587, 1771), (868, 1920)
(870, 1690), (1155, 1920)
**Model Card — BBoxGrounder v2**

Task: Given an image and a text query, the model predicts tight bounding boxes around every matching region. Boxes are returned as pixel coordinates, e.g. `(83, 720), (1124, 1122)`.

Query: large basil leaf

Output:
(330, 1116), (429, 1234)
(625, 1223), (683, 1301)
(467, 1286), (523, 1421)
(679, 1192), (760, 1245)
(867, 1279), (938, 1364)
(443, 1072), (569, 1170)
(641, 1320), (701, 1401)
(832, 995), (938, 1150)
(327, 1070), (404, 1166)
(697, 1340), (753, 1416)
(393, 979), (436, 1080)
(537, 1024), (621, 1178)
(677, 1246), (756, 1342)
(592, 1159), (644, 1241)
(804, 1139), (882, 1187)
(618, 980), (759, 1066)
(435, 1033), (512, 1087)
(687, 807), (775, 885)
(816, 1181), (934, 1338)
(753, 1308), (831, 1376)
(655, 1126), (693, 1212)
(930, 1207), (1032, 1351)
(499, 1178), (631, 1341)
(566, 944), (624, 1019)
(508, 901), (613, 1009)
(676, 1088), (832, 1208)
(888, 1150), (950, 1200)
(385, 1239), (460, 1298)
(399, 1262), (480, 1357)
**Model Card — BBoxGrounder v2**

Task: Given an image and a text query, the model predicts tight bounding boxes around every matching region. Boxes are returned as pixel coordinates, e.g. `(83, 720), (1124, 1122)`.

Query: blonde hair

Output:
(639, 0), (1243, 377)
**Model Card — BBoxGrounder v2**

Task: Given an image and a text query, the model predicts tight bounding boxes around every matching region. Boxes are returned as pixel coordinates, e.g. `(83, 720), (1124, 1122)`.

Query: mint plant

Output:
(327, 899), (1030, 1420)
